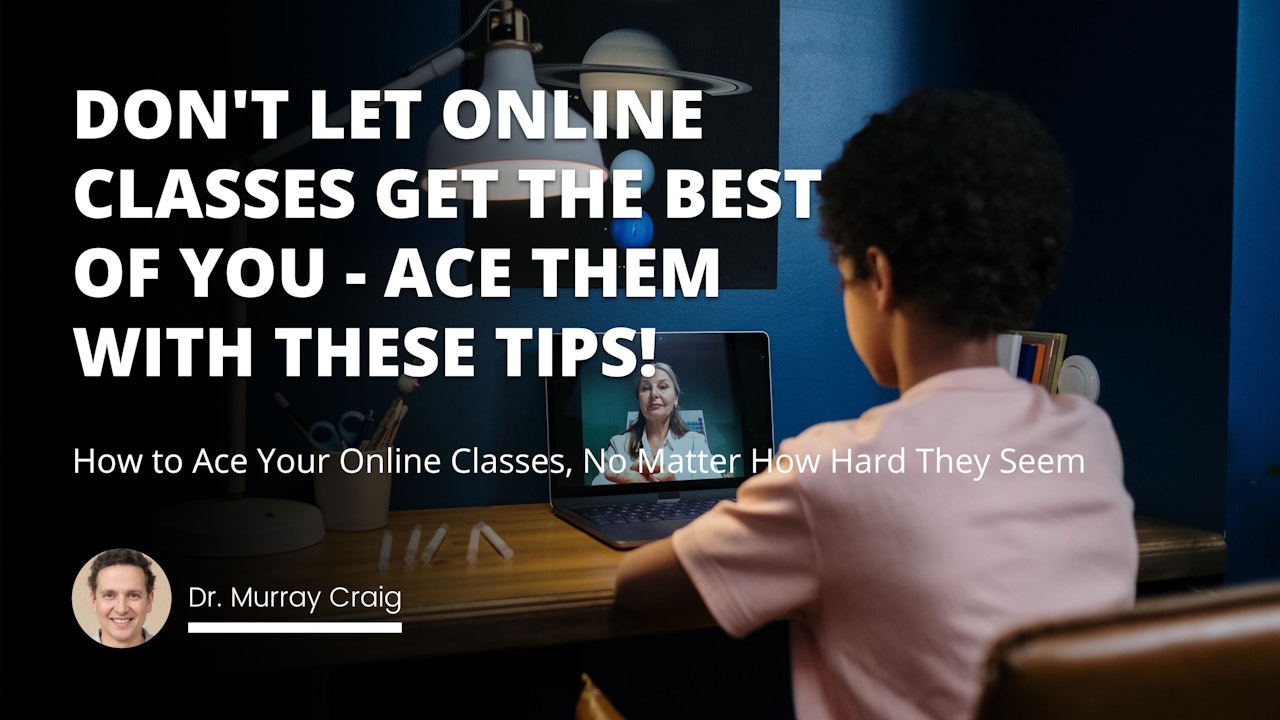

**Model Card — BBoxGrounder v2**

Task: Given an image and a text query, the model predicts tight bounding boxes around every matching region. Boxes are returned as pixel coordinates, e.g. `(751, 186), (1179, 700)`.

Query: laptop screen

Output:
(545, 331), (774, 500)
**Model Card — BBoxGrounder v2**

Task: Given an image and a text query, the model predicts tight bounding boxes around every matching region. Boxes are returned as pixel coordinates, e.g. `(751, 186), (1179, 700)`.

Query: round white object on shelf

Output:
(1058, 355), (1100, 402)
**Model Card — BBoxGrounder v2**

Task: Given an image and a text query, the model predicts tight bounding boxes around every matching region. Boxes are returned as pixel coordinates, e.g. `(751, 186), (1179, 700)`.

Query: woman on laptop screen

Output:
(591, 362), (722, 485)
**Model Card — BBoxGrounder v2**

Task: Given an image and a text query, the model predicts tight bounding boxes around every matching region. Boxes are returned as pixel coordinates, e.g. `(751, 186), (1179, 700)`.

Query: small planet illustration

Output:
(611, 210), (655, 249)
(536, 28), (751, 133)
(610, 149), (656, 195)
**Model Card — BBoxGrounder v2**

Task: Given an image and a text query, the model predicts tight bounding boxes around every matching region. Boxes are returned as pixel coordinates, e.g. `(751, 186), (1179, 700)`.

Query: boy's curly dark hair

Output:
(818, 87), (1072, 337)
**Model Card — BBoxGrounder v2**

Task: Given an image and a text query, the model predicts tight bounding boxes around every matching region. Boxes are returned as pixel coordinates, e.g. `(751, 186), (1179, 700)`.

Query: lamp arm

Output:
(249, 47), (467, 168)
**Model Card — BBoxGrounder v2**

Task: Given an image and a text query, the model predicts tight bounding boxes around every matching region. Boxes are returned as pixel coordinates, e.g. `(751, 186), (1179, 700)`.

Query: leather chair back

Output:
(975, 581), (1280, 719)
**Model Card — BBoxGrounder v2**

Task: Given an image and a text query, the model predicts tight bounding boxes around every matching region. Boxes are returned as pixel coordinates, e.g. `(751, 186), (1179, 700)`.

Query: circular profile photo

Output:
(72, 548), (172, 648)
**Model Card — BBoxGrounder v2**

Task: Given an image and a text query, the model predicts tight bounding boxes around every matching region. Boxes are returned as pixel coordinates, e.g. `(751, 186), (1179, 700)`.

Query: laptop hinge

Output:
(657, 492), (680, 503)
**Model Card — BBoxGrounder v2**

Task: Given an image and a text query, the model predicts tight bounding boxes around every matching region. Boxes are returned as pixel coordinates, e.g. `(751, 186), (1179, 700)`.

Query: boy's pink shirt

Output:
(673, 367), (1138, 720)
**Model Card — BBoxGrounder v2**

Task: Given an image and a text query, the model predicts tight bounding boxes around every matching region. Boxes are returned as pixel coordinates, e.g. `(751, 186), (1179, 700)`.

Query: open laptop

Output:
(545, 330), (774, 549)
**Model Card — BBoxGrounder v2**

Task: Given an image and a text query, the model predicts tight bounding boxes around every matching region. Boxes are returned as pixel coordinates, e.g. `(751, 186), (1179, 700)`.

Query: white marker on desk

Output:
(377, 529), (393, 571)
(420, 523), (449, 565)
(403, 523), (423, 565)
(478, 521), (514, 559)
(466, 523), (482, 565)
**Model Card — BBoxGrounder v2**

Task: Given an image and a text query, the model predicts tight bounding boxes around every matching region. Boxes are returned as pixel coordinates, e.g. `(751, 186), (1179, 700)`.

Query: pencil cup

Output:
(313, 453), (391, 532)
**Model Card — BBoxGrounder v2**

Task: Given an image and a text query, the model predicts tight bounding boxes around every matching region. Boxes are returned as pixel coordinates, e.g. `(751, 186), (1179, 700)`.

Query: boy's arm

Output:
(614, 537), (715, 625)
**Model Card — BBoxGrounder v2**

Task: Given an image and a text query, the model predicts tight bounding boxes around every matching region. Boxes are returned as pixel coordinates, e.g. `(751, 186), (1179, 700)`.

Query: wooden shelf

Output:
(1135, 514), (1228, 584)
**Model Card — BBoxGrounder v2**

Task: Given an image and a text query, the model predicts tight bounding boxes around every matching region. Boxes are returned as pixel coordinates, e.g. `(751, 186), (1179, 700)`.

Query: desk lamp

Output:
(147, 0), (603, 557)
(426, 1), (604, 199)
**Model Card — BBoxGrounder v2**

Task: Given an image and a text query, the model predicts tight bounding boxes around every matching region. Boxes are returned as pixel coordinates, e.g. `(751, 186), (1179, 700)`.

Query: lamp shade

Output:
(426, 46), (605, 201)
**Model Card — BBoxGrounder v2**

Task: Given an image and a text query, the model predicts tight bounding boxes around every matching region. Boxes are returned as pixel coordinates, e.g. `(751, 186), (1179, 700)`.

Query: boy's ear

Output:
(865, 247), (894, 312)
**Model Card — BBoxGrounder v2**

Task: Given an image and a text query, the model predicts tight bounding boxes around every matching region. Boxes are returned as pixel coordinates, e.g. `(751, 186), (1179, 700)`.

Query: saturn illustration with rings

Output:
(533, 27), (756, 250)
(535, 28), (753, 133)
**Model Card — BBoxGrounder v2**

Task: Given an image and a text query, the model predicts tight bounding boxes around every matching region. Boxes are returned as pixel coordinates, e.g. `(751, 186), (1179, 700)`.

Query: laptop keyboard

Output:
(575, 498), (730, 525)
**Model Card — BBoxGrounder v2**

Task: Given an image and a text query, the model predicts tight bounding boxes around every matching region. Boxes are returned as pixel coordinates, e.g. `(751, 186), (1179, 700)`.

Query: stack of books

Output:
(996, 330), (1067, 393)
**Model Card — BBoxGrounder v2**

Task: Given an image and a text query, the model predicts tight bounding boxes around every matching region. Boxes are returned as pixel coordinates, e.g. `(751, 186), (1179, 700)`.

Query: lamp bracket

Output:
(485, 1), (539, 55)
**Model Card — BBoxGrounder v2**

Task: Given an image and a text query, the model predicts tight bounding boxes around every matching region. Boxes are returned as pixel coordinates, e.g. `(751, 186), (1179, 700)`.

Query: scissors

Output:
(307, 409), (372, 452)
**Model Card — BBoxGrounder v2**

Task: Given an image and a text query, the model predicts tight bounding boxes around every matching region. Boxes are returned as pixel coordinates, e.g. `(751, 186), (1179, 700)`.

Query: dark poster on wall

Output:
(457, 0), (781, 289)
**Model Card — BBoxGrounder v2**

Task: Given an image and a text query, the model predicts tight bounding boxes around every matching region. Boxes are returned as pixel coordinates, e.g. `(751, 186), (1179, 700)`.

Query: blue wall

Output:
(1228, 0), (1280, 582)
(968, 1), (1237, 533)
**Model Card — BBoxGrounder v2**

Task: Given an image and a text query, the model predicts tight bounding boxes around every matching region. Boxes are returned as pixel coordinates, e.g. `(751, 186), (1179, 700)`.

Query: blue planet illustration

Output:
(611, 210), (655, 249)
(610, 149), (656, 195)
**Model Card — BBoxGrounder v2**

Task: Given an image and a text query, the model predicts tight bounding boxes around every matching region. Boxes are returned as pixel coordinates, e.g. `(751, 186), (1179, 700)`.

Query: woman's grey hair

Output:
(626, 361), (691, 457)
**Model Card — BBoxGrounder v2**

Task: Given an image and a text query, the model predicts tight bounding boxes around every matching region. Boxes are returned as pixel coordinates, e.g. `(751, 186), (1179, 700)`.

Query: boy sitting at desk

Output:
(614, 87), (1138, 720)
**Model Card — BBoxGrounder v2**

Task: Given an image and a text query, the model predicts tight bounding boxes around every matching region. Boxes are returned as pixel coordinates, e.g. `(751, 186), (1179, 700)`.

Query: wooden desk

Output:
(178, 505), (1226, 672)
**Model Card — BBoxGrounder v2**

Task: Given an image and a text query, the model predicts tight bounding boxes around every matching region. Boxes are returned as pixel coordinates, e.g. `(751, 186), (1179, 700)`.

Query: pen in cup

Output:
(466, 523), (482, 565)
(377, 529), (393, 571)
(354, 409), (375, 450)
(273, 392), (314, 447)
(420, 523), (449, 565)
(403, 523), (423, 565)
(478, 521), (514, 559)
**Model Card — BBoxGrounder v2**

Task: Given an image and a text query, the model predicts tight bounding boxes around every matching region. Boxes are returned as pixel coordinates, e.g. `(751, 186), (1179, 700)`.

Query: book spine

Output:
(1016, 343), (1039, 381)
(1030, 342), (1047, 386)
(997, 333), (1022, 377)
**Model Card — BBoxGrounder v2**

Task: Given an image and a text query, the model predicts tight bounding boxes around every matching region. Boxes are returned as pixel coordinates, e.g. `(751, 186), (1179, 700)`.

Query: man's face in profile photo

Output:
(90, 564), (153, 647)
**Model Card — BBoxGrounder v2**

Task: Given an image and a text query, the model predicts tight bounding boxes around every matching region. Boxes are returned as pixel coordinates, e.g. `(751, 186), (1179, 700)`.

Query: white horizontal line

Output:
(188, 622), (402, 634)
